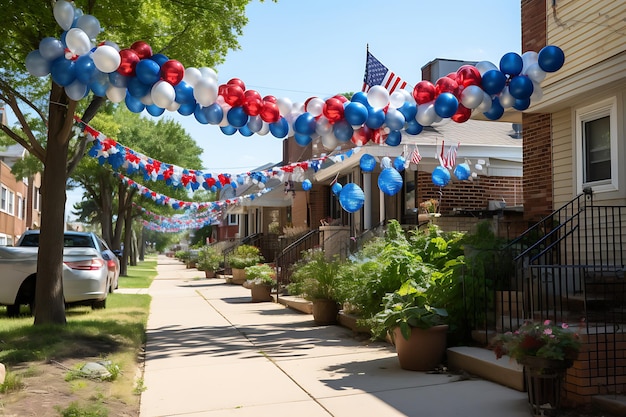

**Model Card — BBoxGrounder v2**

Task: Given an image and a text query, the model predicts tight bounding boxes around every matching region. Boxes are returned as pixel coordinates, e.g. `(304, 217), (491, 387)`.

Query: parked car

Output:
(0, 231), (119, 316)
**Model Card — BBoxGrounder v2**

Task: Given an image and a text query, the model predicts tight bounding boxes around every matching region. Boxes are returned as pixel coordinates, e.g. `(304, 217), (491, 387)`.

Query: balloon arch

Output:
(25, 1), (565, 228)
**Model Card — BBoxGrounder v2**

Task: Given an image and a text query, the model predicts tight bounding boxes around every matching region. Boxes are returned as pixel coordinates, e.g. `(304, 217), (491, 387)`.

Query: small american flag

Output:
(439, 140), (460, 169)
(410, 146), (422, 165)
(362, 50), (409, 94)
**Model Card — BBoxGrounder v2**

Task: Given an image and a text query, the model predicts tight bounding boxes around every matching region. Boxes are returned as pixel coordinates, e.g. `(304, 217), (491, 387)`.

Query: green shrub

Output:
(227, 245), (263, 269)
(244, 263), (275, 286)
(289, 248), (341, 301)
(197, 245), (222, 271)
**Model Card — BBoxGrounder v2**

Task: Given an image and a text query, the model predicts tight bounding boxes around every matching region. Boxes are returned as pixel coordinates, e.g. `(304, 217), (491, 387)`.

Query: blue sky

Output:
(67, 0), (522, 217)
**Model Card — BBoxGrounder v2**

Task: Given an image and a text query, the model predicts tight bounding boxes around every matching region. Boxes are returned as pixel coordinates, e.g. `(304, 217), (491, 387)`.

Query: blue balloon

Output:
(393, 156), (406, 172)
(365, 107), (385, 129)
(177, 101), (196, 116)
(75, 55), (96, 84)
(135, 59), (161, 85)
(125, 92), (145, 113)
(344, 102), (368, 126)
(339, 183), (365, 213)
(147, 104), (165, 117)
(398, 102), (417, 121)
(239, 125), (253, 137)
(150, 53), (169, 66)
(50, 57), (76, 86)
(481, 70), (507, 95)
(89, 71), (109, 97)
(109, 71), (129, 88)
(513, 98), (531, 111)
(269, 117), (289, 138)
(127, 76), (151, 98)
(247, 116), (263, 132)
(220, 125), (237, 136)
(333, 120), (354, 142)
(499, 52), (523, 76)
(174, 80), (194, 104)
(294, 133), (312, 146)
(385, 109), (405, 131)
(405, 119), (423, 135)
(432, 166), (451, 187)
(194, 104), (209, 124)
(538, 45), (565, 73)
(203, 103), (223, 124)
(378, 168), (403, 196)
(454, 163), (471, 180)
(483, 97), (505, 120)
(302, 179), (312, 191)
(331, 182), (343, 196)
(227, 106), (248, 128)
(434, 92), (459, 118)
(351, 91), (370, 106)
(360, 154), (376, 172)
(294, 112), (317, 135)
(385, 130), (402, 146)
(508, 75), (534, 100)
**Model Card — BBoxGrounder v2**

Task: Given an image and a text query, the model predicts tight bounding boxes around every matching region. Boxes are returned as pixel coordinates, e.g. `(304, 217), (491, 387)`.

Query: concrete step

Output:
(274, 294), (313, 314)
(447, 346), (524, 392)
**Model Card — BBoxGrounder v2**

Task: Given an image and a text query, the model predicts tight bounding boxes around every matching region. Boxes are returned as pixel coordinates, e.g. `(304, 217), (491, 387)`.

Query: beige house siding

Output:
(551, 108), (573, 208)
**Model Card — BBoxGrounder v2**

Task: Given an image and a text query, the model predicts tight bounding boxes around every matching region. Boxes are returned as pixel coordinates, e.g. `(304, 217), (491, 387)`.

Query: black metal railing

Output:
(274, 229), (320, 289)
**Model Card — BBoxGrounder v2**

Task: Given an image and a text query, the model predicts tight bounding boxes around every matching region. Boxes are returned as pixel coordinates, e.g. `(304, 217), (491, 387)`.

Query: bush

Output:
(244, 264), (275, 286)
(197, 246), (222, 272)
(227, 245), (263, 269)
(289, 248), (341, 301)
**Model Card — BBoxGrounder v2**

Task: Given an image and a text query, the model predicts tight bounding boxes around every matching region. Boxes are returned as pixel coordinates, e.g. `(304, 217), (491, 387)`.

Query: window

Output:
(7, 190), (14, 215)
(228, 214), (238, 225)
(0, 235), (6, 246)
(576, 97), (619, 194)
(33, 186), (41, 211)
(17, 195), (23, 219)
(0, 185), (13, 215)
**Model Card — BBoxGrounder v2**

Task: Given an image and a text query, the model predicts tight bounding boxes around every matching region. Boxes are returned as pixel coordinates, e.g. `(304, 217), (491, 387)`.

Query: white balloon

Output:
(315, 116), (332, 136)
(106, 85), (126, 103)
(199, 67), (218, 82)
(247, 115), (263, 133)
(218, 102), (231, 126)
(25, 50), (50, 77)
(258, 122), (270, 136)
(476, 92), (493, 112)
(525, 62), (547, 83)
(416, 102), (437, 126)
(193, 77), (218, 106)
(183, 67), (202, 87)
(475, 61), (498, 75)
(277, 97), (293, 117)
(92, 45), (121, 73)
(102, 40), (120, 51)
(521, 51), (539, 74)
(530, 81), (543, 101)
(76, 15), (101, 40)
(140, 93), (154, 106)
(166, 101), (181, 112)
(380, 156), (392, 169)
(65, 80), (87, 101)
(389, 91), (406, 108)
(39, 37), (65, 61)
(460, 85), (485, 109)
(53, 0), (75, 31)
(367, 85), (389, 109)
(306, 97), (325, 117)
(499, 86), (515, 109)
(151, 80), (176, 108)
(401, 88), (416, 104)
(65, 28), (91, 56)
(321, 133), (338, 150)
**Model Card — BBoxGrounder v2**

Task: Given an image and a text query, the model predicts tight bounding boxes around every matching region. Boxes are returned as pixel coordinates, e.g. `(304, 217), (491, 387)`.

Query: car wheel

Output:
(6, 304), (20, 317)
(92, 298), (106, 309)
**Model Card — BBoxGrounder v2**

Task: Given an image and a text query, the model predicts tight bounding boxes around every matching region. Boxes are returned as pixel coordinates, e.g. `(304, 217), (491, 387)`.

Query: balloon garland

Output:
(27, 1), (567, 215)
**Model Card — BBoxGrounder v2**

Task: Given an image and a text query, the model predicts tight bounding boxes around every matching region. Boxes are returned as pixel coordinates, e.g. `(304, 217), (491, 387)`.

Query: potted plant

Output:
(243, 263), (275, 302)
(197, 245), (222, 278)
(492, 320), (582, 416)
(289, 248), (342, 325)
(227, 244), (263, 285)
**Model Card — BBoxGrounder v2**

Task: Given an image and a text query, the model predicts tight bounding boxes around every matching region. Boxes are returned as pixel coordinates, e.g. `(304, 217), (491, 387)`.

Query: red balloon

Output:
(371, 128), (384, 144)
(351, 127), (371, 146)
(456, 65), (482, 88)
(451, 104), (472, 123)
(131, 41), (153, 59)
(218, 84), (228, 98)
(323, 97), (344, 124)
(263, 95), (277, 103)
(412, 81), (436, 104)
(243, 90), (263, 116)
(117, 49), (140, 76)
(160, 59), (185, 85)
(446, 72), (458, 81)
(227, 78), (246, 91)
(333, 94), (348, 104)
(260, 101), (280, 123)
(223, 84), (244, 106)
(435, 77), (459, 97)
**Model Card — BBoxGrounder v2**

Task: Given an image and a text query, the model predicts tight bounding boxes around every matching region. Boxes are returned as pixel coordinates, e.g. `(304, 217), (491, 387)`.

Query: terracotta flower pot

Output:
(312, 299), (339, 325)
(204, 270), (216, 279)
(393, 325), (448, 371)
(231, 268), (247, 285)
(250, 284), (272, 302)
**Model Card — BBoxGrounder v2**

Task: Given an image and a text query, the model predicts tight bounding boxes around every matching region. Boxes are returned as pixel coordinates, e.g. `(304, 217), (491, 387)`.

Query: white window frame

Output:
(0, 234), (6, 246)
(6, 189), (14, 216)
(0, 185), (13, 215)
(33, 186), (41, 211)
(575, 97), (619, 195)
(17, 194), (24, 220)
(228, 214), (238, 225)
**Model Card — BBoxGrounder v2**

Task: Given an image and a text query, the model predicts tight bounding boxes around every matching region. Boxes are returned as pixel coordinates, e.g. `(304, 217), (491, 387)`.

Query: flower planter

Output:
(519, 357), (572, 417)
(392, 325), (448, 371)
(312, 299), (339, 325)
(250, 284), (273, 302)
(204, 270), (216, 279)
(231, 268), (247, 285)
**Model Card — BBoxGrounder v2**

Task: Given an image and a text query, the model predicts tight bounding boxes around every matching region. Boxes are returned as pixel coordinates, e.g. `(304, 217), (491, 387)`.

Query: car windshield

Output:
(19, 234), (95, 249)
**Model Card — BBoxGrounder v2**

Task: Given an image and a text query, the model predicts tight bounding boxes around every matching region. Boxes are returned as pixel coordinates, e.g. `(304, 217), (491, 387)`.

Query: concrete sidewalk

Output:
(138, 255), (530, 417)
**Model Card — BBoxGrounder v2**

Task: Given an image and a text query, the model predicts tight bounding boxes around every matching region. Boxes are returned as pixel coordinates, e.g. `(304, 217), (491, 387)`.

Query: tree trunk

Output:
(34, 84), (75, 325)
(130, 227), (137, 266)
(121, 202), (134, 275)
(139, 227), (145, 261)
(99, 176), (113, 246)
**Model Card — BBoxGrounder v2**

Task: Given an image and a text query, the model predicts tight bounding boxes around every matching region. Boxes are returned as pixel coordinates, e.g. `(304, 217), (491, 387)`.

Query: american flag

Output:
(410, 146), (422, 165)
(362, 50), (409, 94)
(439, 140), (460, 169)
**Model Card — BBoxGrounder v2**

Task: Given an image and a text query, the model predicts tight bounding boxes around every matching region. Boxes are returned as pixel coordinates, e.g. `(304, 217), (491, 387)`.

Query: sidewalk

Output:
(138, 255), (530, 417)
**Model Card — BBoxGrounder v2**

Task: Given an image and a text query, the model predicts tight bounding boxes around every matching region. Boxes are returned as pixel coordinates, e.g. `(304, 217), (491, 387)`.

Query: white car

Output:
(0, 232), (112, 316)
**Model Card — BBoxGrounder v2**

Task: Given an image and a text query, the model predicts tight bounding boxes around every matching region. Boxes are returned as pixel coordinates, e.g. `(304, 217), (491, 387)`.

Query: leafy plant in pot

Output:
(372, 277), (449, 371)
(243, 263), (275, 302)
(197, 245), (222, 278)
(227, 245), (263, 284)
(289, 248), (342, 325)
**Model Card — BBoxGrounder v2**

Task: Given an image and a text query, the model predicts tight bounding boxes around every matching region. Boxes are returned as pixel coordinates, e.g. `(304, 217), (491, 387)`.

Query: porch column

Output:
(379, 190), (385, 224)
(363, 172), (371, 230)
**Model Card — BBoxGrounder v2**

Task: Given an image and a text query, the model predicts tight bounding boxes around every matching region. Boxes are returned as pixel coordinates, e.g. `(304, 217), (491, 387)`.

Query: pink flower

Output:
(543, 328), (553, 335)
(561, 323), (569, 329)
(543, 319), (551, 326)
